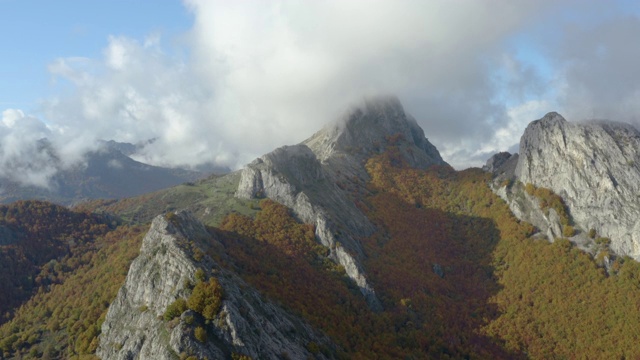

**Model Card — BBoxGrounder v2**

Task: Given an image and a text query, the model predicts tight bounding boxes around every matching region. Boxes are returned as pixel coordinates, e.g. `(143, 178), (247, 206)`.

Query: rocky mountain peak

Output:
(499, 112), (640, 258)
(482, 152), (513, 173)
(235, 96), (450, 311)
(304, 95), (446, 168)
(533, 111), (567, 126)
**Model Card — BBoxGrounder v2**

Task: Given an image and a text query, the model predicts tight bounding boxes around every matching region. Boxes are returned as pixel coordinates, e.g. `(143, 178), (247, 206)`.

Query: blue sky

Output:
(1, 0), (640, 186)
(0, 0), (191, 110)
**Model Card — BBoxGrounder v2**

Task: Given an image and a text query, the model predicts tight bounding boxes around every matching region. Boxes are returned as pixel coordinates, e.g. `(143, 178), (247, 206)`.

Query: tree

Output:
(164, 298), (187, 321)
(187, 278), (223, 320)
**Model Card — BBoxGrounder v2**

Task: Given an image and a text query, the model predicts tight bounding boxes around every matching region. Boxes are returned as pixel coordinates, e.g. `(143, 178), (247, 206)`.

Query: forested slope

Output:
(3, 144), (640, 359)
(0, 202), (145, 359)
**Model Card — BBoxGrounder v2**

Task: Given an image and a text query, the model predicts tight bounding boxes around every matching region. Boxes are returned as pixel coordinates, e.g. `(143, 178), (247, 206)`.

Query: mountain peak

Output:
(304, 95), (447, 168)
(513, 112), (640, 259)
(340, 95), (406, 125)
(531, 112), (567, 128)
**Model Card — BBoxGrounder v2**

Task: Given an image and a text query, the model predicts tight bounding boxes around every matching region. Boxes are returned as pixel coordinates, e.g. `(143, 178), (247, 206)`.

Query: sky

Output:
(2, 0), (640, 187)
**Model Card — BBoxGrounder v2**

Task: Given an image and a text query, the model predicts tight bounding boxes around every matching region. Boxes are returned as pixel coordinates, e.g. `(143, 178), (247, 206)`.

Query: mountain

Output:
(4, 99), (640, 359)
(236, 96), (448, 310)
(97, 210), (335, 360)
(487, 112), (640, 260)
(87, 96), (448, 310)
(0, 140), (209, 206)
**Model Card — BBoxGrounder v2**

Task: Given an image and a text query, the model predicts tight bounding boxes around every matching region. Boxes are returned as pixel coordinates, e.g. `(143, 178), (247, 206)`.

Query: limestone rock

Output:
(491, 182), (564, 241)
(507, 112), (640, 258)
(483, 152), (514, 173)
(97, 211), (334, 360)
(236, 144), (381, 310)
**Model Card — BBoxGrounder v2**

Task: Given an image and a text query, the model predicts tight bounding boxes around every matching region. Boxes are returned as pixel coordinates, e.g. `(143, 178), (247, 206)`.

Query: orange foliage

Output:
(0, 201), (112, 320)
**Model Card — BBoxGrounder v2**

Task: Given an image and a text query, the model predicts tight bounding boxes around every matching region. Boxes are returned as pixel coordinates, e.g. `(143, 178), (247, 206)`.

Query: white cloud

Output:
(0, 109), (57, 188)
(552, 16), (640, 124)
(0, 0), (634, 190)
(181, 0), (569, 169)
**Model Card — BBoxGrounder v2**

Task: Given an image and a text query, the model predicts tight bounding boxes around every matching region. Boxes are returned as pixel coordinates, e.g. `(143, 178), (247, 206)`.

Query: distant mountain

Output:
(0, 140), (216, 205)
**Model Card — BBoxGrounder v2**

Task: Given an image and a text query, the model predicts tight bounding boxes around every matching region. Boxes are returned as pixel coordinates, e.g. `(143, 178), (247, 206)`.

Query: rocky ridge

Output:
(236, 96), (448, 310)
(97, 210), (334, 360)
(489, 112), (640, 258)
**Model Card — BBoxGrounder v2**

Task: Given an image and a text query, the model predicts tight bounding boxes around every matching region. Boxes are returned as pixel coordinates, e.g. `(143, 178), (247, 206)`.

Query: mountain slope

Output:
(95, 139), (640, 359)
(98, 210), (334, 360)
(0, 201), (113, 320)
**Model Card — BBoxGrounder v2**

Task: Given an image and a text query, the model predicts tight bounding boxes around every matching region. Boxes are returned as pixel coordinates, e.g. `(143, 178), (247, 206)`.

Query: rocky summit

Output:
(488, 112), (640, 259)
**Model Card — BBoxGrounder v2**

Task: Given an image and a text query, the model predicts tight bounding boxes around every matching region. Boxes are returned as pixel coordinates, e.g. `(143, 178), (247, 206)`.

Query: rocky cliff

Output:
(236, 96), (448, 310)
(491, 112), (640, 258)
(97, 210), (334, 360)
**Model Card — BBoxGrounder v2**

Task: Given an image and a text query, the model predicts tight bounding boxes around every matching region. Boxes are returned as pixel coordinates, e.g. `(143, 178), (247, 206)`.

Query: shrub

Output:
(194, 326), (207, 343)
(232, 353), (253, 360)
(165, 212), (180, 226)
(187, 278), (224, 320)
(164, 298), (187, 321)
(500, 178), (514, 188)
(596, 250), (610, 266)
(588, 228), (597, 239)
(192, 247), (204, 262)
(194, 268), (206, 282)
(525, 183), (535, 195)
(562, 225), (576, 238)
(306, 341), (320, 354)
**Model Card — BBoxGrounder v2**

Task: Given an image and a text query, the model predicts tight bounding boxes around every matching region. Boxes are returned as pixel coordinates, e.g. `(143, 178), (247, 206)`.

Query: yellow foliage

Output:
(194, 326), (207, 343)
(187, 278), (223, 320)
(562, 225), (576, 237)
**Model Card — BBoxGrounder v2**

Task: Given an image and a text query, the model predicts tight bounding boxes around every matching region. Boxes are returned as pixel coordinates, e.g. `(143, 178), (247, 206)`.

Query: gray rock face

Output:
(483, 152), (514, 173)
(236, 144), (382, 310)
(491, 183), (564, 241)
(97, 211), (334, 360)
(514, 112), (640, 258)
(236, 96), (448, 311)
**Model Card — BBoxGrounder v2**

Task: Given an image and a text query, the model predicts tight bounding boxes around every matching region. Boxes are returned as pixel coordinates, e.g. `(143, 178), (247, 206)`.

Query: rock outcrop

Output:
(97, 211), (334, 360)
(484, 151), (566, 242)
(236, 96), (448, 310)
(491, 183), (564, 242)
(490, 112), (640, 258)
(483, 152), (517, 175)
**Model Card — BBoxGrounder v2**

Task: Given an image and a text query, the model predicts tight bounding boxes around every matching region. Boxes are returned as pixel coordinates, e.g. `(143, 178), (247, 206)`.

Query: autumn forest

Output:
(2, 143), (640, 359)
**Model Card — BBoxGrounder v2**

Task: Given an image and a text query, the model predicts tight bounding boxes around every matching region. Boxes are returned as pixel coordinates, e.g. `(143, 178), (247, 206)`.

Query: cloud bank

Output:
(2, 0), (640, 188)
